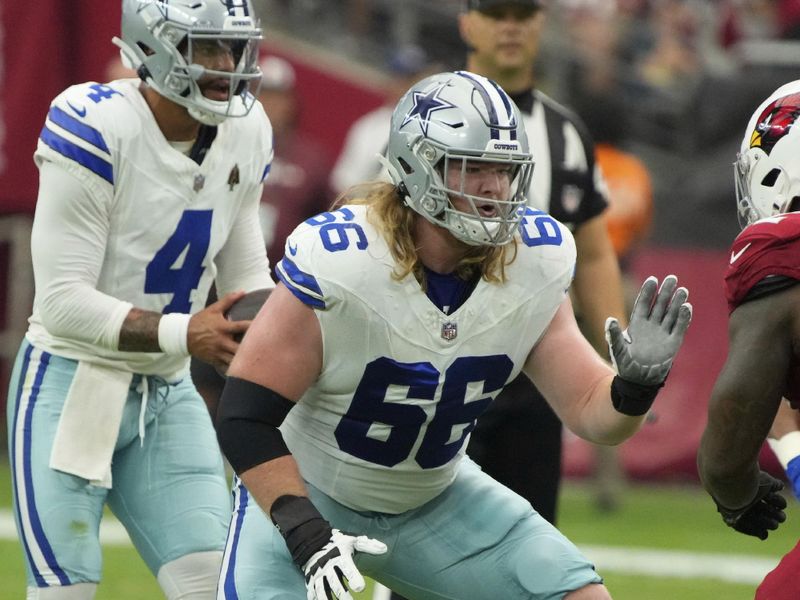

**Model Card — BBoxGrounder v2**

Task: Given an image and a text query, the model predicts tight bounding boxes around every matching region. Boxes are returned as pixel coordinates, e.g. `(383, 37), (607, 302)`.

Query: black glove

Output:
(713, 471), (787, 540)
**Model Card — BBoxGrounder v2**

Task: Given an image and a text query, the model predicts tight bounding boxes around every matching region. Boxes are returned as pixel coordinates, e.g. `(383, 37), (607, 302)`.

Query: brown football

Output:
(226, 288), (272, 341)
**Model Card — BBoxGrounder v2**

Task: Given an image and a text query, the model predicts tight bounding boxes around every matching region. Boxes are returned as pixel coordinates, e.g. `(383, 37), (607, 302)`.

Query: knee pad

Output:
(157, 551), (223, 600)
(27, 583), (97, 600)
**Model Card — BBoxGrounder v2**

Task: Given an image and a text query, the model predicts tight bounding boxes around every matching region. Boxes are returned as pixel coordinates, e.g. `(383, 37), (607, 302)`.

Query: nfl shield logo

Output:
(193, 174), (205, 192)
(441, 322), (457, 341)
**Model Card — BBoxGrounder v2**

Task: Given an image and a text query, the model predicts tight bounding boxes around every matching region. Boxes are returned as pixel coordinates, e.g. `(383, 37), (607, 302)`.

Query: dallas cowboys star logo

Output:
(401, 83), (455, 136)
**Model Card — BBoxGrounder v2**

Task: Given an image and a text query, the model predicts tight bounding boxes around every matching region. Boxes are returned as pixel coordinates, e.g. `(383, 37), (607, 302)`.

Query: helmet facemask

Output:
(431, 145), (532, 246)
(172, 31), (262, 125)
(735, 148), (800, 229)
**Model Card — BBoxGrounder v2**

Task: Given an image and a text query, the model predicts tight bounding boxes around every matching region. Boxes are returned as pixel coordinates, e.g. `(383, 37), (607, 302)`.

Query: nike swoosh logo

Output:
(67, 101), (87, 118)
(730, 242), (752, 264)
(288, 242), (298, 256)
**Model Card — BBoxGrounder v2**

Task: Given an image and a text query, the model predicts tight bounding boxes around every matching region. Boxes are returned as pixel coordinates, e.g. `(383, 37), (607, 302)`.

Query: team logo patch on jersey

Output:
(193, 174), (205, 192)
(228, 165), (240, 191)
(441, 321), (458, 341)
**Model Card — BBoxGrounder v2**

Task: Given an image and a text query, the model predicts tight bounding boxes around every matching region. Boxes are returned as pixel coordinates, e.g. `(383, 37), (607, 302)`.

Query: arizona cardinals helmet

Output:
(114, 0), (262, 126)
(384, 70), (534, 246)
(736, 81), (800, 227)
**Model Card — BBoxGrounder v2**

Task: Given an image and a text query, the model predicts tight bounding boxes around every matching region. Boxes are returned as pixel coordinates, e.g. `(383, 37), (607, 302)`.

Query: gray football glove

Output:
(605, 274), (692, 386)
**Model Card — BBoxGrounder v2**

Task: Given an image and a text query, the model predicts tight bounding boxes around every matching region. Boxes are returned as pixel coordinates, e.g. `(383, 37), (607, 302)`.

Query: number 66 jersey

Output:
(276, 204), (576, 513)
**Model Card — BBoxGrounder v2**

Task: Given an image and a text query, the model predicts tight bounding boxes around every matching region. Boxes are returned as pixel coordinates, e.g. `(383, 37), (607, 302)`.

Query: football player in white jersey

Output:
(215, 71), (692, 600)
(6, 1), (274, 599)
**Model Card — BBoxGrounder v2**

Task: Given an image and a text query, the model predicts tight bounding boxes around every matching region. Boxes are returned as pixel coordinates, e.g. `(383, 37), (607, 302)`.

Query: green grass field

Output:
(1, 459), (796, 599)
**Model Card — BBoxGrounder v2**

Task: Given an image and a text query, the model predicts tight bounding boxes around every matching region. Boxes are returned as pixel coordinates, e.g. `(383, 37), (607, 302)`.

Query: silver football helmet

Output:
(113, 0), (262, 126)
(384, 70), (534, 246)
(735, 83), (800, 228)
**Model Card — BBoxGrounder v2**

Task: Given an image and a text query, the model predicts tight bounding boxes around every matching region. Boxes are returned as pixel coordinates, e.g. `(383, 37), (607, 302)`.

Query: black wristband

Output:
(610, 375), (663, 416)
(270, 495), (333, 568)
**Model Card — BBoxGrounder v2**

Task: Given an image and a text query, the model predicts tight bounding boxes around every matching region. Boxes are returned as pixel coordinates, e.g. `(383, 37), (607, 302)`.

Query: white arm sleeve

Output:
(31, 160), (132, 349)
(214, 183), (274, 297)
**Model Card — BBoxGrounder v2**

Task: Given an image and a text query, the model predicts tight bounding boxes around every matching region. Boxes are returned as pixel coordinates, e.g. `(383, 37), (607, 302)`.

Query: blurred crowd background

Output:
(2, 0), (800, 481)
(258, 0), (800, 248)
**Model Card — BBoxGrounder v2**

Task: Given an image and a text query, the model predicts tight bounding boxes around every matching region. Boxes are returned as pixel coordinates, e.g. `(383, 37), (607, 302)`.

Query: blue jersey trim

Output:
(276, 257), (325, 309)
(48, 106), (110, 154)
(40, 126), (114, 185)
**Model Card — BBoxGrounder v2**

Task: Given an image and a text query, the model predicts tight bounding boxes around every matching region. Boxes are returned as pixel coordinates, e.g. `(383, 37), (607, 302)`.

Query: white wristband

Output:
(158, 313), (191, 356)
(767, 431), (800, 469)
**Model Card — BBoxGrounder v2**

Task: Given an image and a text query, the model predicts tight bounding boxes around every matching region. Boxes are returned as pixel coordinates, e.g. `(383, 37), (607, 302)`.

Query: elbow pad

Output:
(216, 376), (295, 473)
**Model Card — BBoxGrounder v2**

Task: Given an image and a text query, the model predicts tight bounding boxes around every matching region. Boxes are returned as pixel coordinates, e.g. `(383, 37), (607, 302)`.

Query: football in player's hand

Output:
(225, 288), (271, 341)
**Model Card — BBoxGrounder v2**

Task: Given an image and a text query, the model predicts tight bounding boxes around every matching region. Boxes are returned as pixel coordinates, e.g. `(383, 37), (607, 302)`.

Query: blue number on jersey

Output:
(86, 84), (122, 104)
(334, 355), (513, 468)
(416, 355), (511, 468)
(145, 210), (212, 314)
(306, 207), (367, 252)
(519, 207), (563, 247)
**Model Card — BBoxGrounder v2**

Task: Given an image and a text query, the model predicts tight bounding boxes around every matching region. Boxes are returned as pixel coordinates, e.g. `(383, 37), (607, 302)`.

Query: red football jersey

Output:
(724, 212), (800, 406)
(724, 213), (800, 314)
(756, 539), (800, 600)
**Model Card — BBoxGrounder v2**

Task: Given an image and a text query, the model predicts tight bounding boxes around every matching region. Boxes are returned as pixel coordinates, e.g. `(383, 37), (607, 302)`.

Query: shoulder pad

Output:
(36, 81), (136, 186)
(725, 213), (800, 312)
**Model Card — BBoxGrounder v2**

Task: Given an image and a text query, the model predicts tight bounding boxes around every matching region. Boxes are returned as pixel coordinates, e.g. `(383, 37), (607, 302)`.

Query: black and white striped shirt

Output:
(510, 89), (608, 232)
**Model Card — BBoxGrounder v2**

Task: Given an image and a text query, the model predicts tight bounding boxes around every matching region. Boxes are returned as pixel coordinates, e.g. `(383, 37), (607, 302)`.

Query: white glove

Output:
(302, 529), (387, 600)
(605, 274), (692, 386)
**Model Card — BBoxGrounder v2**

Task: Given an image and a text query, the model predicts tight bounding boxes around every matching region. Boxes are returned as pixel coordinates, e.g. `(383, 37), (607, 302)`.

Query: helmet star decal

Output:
(401, 83), (455, 136)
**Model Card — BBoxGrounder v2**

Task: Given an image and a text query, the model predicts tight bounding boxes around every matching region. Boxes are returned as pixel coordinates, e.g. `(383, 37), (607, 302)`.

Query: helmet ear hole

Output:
(761, 168), (781, 187)
(397, 157), (414, 175)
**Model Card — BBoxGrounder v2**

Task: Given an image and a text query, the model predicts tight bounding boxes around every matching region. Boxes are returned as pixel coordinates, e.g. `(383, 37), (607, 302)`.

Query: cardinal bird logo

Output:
(750, 92), (800, 154)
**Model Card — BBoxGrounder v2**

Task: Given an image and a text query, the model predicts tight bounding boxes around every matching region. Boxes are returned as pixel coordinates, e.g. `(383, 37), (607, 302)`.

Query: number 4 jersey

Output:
(27, 79), (274, 379)
(276, 204), (576, 513)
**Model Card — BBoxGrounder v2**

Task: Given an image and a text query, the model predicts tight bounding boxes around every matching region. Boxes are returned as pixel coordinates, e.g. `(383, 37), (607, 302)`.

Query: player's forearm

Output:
(240, 456), (310, 517)
(574, 256), (626, 355)
(36, 281), (133, 351)
(568, 375), (648, 445)
(118, 307), (192, 356)
(118, 307), (163, 352)
(698, 436), (762, 509)
(572, 217), (627, 355)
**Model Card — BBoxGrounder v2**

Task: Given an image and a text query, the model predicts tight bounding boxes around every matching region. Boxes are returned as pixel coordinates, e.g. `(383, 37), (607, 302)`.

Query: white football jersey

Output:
(28, 79), (274, 378)
(277, 204), (576, 513)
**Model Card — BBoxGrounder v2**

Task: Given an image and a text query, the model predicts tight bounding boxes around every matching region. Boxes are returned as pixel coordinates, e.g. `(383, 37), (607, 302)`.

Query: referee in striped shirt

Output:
(460, 0), (627, 525)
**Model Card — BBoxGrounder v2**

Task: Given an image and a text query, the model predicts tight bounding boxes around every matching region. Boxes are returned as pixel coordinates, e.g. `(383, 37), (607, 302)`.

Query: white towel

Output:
(49, 361), (132, 488)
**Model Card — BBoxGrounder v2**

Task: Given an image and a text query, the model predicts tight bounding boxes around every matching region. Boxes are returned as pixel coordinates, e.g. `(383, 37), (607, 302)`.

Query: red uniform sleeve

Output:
(724, 213), (800, 313)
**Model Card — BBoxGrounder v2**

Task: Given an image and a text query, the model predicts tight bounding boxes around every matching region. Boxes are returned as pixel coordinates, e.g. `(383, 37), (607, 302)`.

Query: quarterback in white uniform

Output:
(7, 2), (273, 599)
(216, 71), (692, 600)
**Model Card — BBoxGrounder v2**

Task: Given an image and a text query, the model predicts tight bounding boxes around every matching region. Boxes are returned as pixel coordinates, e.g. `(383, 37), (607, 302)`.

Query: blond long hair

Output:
(340, 182), (518, 286)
